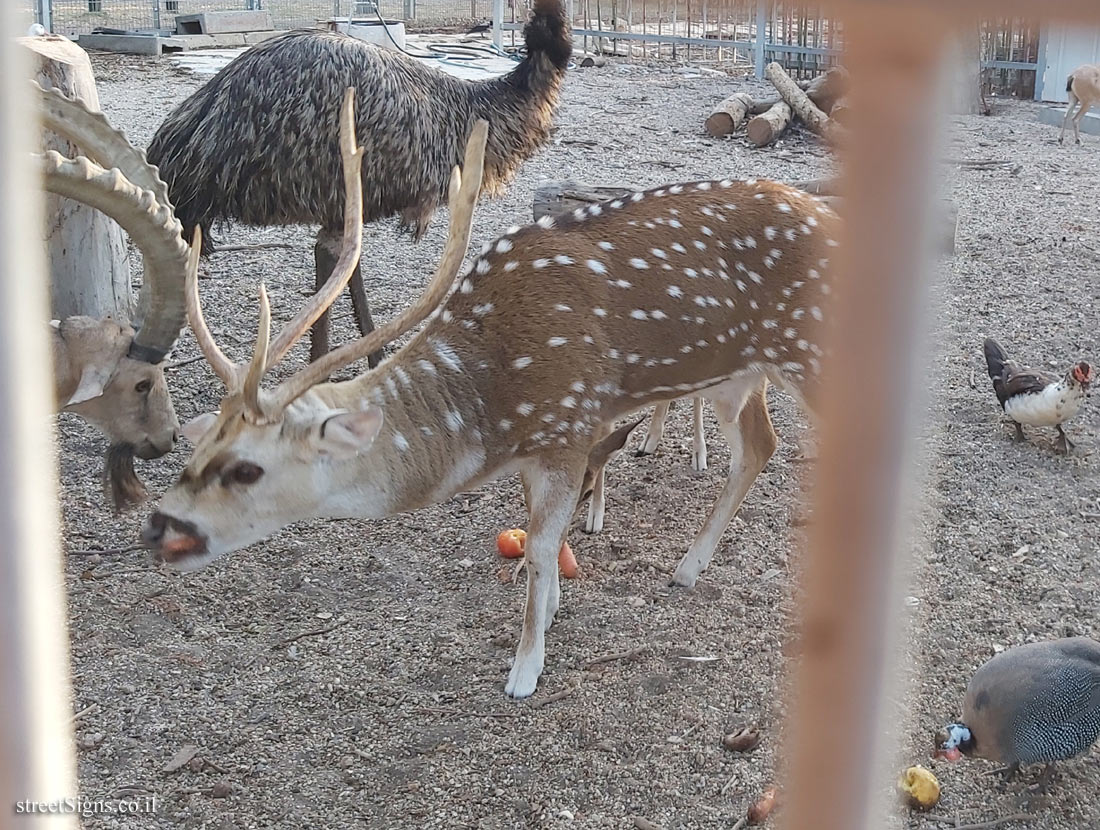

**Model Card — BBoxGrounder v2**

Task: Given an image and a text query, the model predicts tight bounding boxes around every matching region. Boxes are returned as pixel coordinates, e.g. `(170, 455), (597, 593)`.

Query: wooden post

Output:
(704, 91), (755, 135)
(779, 7), (947, 830)
(0, 6), (78, 827)
(21, 34), (132, 322)
(745, 100), (792, 145)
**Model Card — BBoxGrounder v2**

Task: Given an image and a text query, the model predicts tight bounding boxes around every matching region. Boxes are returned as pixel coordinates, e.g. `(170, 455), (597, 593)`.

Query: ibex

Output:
(1061, 63), (1100, 145)
(143, 89), (837, 698)
(37, 82), (189, 509)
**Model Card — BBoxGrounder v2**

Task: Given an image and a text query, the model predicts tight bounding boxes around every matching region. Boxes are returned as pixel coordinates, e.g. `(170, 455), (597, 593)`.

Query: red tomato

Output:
(496, 528), (527, 559)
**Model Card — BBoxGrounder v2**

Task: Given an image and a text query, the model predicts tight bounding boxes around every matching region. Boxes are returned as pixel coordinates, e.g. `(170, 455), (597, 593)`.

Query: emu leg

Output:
(348, 263), (383, 368)
(311, 234), (337, 363)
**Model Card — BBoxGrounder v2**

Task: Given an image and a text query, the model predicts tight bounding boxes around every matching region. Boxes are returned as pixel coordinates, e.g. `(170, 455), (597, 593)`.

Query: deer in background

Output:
(1061, 63), (1100, 145)
(142, 89), (837, 698)
(36, 83), (190, 509)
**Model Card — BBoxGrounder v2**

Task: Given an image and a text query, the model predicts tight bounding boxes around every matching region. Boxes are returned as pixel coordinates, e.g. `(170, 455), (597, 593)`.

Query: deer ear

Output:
(181, 412), (220, 444)
(66, 364), (112, 406)
(319, 407), (384, 455)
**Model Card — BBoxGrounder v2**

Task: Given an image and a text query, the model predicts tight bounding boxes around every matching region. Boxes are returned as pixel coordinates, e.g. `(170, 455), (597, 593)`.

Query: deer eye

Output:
(225, 462), (263, 486)
(135, 379), (152, 394)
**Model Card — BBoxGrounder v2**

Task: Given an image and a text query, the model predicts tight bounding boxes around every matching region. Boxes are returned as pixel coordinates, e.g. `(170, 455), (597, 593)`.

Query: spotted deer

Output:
(142, 88), (837, 699)
(582, 395), (708, 534)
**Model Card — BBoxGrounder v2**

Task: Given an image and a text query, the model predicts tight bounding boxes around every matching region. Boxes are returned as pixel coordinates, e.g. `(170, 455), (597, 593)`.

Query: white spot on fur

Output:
(393, 432), (409, 452)
(533, 258), (550, 269)
(512, 356), (533, 369)
(473, 302), (494, 316)
(629, 258), (649, 270)
(504, 261), (519, 272)
(517, 402), (535, 416)
(598, 241), (615, 251)
(460, 279), (474, 293)
(417, 360), (437, 376)
(537, 215), (556, 229)
(548, 337), (568, 347)
(496, 239), (513, 254)
(561, 396), (577, 408)
(444, 410), (465, 432)
(593, 307), (607, 317)
(554, 254), (575, 265)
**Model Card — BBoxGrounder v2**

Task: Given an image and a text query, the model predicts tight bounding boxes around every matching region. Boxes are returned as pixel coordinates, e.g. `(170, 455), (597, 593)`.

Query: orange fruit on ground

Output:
(558, 542), (578, 579)
(496, 528), (527, 559)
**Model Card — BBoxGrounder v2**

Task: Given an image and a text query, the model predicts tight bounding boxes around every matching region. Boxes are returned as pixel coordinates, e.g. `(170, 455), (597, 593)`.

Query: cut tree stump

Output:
(531, 179), (958, 256)
(705, 92), (755, 137)
(765, 61), (843, 143)
(21, 34), (132, 322)
(746, 101), (793, 147)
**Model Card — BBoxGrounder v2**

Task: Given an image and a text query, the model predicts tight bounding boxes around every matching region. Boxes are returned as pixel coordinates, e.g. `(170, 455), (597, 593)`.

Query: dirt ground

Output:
(53, 49), (1100, 829)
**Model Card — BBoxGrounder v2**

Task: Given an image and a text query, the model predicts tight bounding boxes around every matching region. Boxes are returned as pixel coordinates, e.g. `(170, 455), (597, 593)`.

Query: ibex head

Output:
(143, 90), (488, 567)
(37, 83), (190, 509)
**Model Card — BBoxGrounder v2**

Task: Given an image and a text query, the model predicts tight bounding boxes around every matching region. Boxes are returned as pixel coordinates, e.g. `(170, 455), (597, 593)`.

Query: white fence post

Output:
(35, 0), (51, 32)
(491, 0), (504, 49)
(0, 3), (78, 828)
(754, 0), (767, 78)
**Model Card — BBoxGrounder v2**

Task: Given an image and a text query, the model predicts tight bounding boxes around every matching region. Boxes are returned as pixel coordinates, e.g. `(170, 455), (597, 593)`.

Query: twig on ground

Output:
(70, 703), (100, 723)
(272, 620), (349, 650)
(720, 770), (739, 796)
(532, 685), (577, 709)
(730, 819), (747, 830)
(925, 814), (1031, 830)
(586, 644), (651, 667)
(414, 706), (521, 719)
(68, 543), (144, 556)
(212, 242), (296, 253)
(165, 355), (206, 370)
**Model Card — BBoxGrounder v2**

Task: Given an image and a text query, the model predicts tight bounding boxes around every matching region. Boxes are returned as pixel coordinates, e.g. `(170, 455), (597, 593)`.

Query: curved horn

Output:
(269, 118), (489, 412)
(38, 150), (188, 362)
(34, 81), (173, 206)
(242, 285), (271, 419)
(266, 87), (364, 367)
(184, 227), (240, 388)
(35, 83), (185, 362)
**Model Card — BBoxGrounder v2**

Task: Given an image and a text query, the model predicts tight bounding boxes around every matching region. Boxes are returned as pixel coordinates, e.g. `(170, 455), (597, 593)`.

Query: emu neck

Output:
(313, 340), (497, 516)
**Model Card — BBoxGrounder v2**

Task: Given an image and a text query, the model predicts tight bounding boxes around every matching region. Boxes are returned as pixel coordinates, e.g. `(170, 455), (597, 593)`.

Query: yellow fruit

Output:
(897, 765), (940, 811)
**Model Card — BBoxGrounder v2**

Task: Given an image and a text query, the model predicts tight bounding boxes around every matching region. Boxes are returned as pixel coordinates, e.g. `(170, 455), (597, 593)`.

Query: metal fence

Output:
(25, 0), (1043, 98)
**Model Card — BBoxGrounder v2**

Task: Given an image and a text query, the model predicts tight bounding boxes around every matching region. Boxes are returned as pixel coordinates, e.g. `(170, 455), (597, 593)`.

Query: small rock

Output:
(315, 611), (333, 620)
(458, 557), (475, 568)
(722, 725), (762, 753)
(210, 780), (232, 799)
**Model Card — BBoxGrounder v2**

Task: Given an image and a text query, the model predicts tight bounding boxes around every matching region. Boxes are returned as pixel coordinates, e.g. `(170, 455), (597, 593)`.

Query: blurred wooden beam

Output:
(0, 3), (78, 827)
(780, 6), (949, 830)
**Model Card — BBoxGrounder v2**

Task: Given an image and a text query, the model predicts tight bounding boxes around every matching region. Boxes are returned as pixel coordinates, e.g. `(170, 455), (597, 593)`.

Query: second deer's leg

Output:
(691, 397), (708, 472)
(508, 458), (584, 699)
(1074, 99), (1092, 145)
(637, 401), (671, 456)
(585, 467), (606, 534)
(671, 379), (778, 588)
(1060, 90), (1078, 144)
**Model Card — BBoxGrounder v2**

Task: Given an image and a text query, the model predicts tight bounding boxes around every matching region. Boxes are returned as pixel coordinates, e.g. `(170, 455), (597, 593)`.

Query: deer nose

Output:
(143, 512), (208, 566)
(143, 511), (168, 546)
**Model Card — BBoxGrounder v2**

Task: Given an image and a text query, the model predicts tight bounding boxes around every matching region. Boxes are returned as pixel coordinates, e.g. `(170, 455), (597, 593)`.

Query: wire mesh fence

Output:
(28, 0), (1045, 99)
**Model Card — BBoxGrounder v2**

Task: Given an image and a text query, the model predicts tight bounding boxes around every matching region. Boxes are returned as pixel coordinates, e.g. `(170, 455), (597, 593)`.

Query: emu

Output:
(1061, 63), (1100, 145)
(147, 0), (571, 365)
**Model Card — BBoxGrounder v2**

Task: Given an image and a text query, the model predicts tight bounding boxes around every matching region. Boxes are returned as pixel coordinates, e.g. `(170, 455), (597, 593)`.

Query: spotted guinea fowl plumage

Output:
(961, 638), (1100, 765)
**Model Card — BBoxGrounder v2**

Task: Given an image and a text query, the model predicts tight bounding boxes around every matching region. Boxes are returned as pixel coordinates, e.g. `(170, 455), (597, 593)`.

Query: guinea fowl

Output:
(934, 637), (1100, 781)
(982, 338), (1093, 453)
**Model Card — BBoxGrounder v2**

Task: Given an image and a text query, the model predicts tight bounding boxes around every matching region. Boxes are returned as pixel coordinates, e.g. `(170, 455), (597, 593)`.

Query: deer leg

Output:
(585, 466), (607, 534)
(508, 458), (584, 698)
(691, 396), (708, 472)
(637, 401), (671, 456)
(1074, 99), (1092, 145)
(1061, 91), (1077, 144)
(672, 378), (777, 588)
(348, 259), (384, 369)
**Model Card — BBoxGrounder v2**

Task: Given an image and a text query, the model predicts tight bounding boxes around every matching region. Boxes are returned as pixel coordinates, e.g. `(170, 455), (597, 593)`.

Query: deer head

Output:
(143, 89), (489, 567)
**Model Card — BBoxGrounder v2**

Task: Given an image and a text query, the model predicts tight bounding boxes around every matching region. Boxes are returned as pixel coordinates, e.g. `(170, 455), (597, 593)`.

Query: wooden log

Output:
(749, 66), (850, 115)
(704, 92), (755, 137)
(765, 60), (839, 141)
(20, 34), (132, 322)
(746, 101), (793, 147)
(579, 53), (607, 67)
(531, 179), (957, 255)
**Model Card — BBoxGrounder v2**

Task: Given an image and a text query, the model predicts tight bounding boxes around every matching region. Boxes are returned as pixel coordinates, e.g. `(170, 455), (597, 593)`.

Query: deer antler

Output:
(267, 118), (489, 412)
(265, 87), (365, 368)
(185, 87), (365, 422)
(184, 226), (238, 387)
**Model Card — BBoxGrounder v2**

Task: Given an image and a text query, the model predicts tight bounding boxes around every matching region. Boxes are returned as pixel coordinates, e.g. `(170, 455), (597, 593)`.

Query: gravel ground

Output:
(54, 50), (1100, 829)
